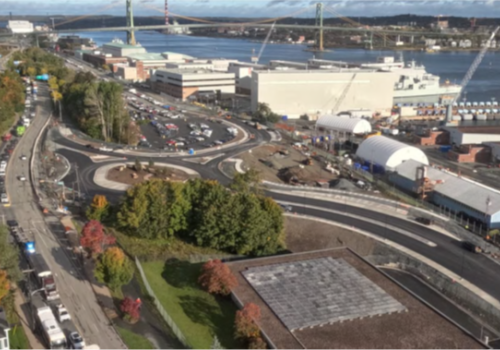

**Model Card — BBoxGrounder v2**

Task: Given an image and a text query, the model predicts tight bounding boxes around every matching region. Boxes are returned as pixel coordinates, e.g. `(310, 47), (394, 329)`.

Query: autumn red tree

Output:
(120, 296), (140, 323)
(80, 220), (116, 255)
(234, 303), (261, 340)
(0, 270), (9, 302)
(198, 259), (238, 296)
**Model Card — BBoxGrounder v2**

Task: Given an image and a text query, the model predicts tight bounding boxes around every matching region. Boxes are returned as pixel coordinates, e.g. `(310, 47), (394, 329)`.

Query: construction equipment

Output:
(254, 22), (276, 64)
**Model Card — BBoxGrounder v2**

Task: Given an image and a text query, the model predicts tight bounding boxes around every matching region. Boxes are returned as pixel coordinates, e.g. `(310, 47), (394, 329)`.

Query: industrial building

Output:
(316, 116), (372, 135)
(250, 69), (398, 119)
(123, 52), (193, 81)
(226, 247), (484, 349)
(390, 159), (500, 229)
(356, 136), (429, 171)
(228, 62), (267, 94)
(6, 20), (33, 34)
(151, 66), (235, 101)
(446, 126), (500, 146)
(102, 42), (146, 57)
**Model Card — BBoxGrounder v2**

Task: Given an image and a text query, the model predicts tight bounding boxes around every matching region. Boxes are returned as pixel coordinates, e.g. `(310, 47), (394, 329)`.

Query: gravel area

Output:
(106, 164), (195, 185)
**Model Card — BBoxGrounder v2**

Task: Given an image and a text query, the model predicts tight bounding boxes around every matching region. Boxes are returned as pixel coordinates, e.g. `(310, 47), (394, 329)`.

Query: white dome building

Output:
(356, 135), (429, 171)
(316, 115), (372, 135)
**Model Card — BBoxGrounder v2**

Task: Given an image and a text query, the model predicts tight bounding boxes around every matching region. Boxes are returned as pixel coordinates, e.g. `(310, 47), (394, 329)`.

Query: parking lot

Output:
(125, 92), (240, 152)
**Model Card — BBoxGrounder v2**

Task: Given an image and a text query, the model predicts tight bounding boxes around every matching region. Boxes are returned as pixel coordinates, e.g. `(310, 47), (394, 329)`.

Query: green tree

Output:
(116, 180), (191, 239)
(134, 158), (142, 172)
(252, 103), (281, 124)
(230, 168), (262, 194)
(94, 247), (133, 290)
(0, 226), (21, 282)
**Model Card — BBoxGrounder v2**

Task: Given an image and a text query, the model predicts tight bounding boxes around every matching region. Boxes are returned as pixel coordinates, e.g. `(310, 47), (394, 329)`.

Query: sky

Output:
(2, 0), (500, 18)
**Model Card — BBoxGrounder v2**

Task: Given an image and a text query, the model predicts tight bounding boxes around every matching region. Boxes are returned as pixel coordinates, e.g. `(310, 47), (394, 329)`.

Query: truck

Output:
(26, 253), (60, 301)
(34, 300), (67, 349)
(16, 125), (26, 136)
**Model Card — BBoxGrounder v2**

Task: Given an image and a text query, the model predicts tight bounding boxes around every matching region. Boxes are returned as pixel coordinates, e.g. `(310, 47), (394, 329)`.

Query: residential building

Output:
(0, 310), (10, 350)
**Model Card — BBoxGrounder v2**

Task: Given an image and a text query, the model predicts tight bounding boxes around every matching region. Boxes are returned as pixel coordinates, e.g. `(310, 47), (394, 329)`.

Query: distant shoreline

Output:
(160, 31), (500, 53)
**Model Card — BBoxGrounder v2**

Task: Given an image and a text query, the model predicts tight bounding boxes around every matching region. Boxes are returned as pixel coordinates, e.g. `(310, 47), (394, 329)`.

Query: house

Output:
(0, 309), (10, 350)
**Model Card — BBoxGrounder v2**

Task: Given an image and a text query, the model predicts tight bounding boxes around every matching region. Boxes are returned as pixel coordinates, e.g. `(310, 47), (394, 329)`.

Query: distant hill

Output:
(1, 14), (499, 30)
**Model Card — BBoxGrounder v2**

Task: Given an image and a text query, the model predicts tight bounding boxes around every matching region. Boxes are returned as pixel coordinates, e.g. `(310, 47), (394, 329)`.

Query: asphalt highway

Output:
(275, 196), (500, 301)
(1, 84), (124, 348)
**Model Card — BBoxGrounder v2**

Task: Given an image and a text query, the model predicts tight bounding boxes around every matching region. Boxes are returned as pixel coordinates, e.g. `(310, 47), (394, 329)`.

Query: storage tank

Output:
(461, 113), (473, 121)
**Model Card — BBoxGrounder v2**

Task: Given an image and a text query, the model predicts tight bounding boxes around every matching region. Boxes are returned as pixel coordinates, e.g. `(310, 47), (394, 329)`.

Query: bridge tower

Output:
(314, 3), (324, 51)
(126, 0), (137, 45)
(165, 0), (169, 26)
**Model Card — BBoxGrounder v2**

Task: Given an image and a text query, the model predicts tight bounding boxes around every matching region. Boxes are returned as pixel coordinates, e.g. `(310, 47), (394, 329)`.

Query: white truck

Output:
(36, 304), (67, 349)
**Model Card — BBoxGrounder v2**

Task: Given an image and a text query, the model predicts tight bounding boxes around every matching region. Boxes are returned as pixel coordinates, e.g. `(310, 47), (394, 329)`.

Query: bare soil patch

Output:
(284, 216), (376, 257)
(107, 164), (198, 186)
(238, 144), (338, 184)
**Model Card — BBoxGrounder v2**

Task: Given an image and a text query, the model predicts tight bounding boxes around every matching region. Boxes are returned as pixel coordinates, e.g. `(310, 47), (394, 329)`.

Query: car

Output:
(1, 193), (8, 204)
(18, 175), (26, 181)
(415, 217), (432, 226)
(462, 241), (482, 253)
(68, 331), (85, 349)
(20, 155), (27, 160)
(6, 220), (17, 228)
(279, 204), (293, 212)
(57, 304), (71, 322)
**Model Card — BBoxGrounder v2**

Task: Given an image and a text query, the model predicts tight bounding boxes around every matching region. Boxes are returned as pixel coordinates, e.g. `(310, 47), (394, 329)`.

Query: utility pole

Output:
(126, 0), (136, 45)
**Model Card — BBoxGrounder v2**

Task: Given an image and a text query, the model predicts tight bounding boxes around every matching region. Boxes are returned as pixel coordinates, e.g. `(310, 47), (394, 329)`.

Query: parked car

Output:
(462, 241), (482, 253)
(68, 331), (85, 349)
(415, 217), (432, 226)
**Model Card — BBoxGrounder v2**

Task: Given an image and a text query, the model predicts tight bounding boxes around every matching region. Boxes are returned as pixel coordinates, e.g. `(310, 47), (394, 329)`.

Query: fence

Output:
(134, 256), (190, 348)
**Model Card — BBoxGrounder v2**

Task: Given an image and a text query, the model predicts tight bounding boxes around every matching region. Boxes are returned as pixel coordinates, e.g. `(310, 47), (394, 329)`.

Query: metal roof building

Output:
(392, 159), (500, 229)
(356, 136), (429, 171)
(316, 116), (372, 134)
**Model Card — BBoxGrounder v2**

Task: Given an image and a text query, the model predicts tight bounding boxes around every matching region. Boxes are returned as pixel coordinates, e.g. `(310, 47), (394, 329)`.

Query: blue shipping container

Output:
(440, 146), (452, 153)
(282, 115), (288, 121)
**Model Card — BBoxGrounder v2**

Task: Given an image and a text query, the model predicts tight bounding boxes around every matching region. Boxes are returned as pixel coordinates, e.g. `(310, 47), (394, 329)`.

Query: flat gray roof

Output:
(395, 159), (500, 214)
(243, 257), (406, 331)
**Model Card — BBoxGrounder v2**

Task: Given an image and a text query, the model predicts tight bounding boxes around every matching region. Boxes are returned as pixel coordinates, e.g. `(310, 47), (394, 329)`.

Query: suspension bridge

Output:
(4, 0), (473, 49)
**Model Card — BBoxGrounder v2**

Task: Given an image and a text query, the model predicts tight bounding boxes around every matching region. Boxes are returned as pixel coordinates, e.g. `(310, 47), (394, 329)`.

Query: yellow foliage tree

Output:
(86, 194), (110, 221)
(0, 270), (9, 302)
(26, 66), (36, 77)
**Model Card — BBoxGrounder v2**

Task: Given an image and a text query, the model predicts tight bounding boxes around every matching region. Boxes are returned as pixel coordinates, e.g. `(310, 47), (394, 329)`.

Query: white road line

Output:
(277, 200), (438, 247)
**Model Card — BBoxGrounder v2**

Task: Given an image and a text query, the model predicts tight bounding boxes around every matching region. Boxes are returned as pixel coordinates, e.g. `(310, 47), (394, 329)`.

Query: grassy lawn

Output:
(142, 260), (241, 349)
(8, 325), (30, 350)
(116, 326), (155, 349)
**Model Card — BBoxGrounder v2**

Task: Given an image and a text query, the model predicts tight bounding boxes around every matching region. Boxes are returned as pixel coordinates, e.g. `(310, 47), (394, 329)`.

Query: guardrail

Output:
(263, 180), (500, 256)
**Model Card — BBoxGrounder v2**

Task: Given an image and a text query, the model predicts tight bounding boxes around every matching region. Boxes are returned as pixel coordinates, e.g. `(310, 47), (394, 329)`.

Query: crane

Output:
(445, 26), (500, 121)
(252, 22), (276, 64)
(332, 73), (357, 114)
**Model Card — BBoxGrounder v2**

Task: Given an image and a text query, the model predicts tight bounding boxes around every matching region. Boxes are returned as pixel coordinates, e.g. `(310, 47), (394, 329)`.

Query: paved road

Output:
(1, 84), (124, 349)
(384, 268), (498, 340)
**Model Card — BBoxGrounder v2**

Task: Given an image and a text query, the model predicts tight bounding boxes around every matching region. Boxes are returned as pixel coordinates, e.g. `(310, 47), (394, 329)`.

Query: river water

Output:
(73, 30), (500, 103)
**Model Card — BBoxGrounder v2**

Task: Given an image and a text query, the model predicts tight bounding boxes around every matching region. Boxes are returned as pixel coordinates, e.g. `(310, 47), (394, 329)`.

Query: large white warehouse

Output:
(7, 20), (34, 34)
(250, 69), (398, 119)
(316, 116), (372, 134)
(356, 136), (429, 171)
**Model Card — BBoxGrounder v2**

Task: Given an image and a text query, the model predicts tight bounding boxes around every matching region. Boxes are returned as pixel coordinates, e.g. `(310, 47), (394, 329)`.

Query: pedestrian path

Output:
(13, 286), (44, 349)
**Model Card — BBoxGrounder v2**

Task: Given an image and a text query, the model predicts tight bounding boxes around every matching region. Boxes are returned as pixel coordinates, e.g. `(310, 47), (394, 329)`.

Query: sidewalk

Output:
(13, 287), (44, 350)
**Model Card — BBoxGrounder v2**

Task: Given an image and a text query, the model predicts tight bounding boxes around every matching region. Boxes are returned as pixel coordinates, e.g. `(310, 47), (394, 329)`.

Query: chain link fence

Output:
(135, 256), (190, 349)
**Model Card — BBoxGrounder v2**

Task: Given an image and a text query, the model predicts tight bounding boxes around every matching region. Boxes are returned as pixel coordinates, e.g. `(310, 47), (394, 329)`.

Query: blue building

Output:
(390, 159), (500, 229)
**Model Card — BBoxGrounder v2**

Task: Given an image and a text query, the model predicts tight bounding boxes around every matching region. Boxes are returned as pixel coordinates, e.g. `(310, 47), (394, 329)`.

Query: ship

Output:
(361, 56), (462, 104)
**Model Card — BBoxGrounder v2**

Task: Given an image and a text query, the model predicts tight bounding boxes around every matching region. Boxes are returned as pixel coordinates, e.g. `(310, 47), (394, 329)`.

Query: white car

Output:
(1, 194), (8, 203)
(69, 331), (85, 349)
(18, 176), (26, 182)
(20, 155), (27, 160)
(57, 304), (71, 323)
